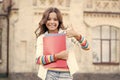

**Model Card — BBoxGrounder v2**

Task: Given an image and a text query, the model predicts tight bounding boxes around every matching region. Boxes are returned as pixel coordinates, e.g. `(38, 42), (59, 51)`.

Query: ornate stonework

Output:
(84, 0), (120, 13)
(33, 0), (70, 8)
(49, 0), (54, 5)
(33, 0), (70, 17)
(58, 0), (64, 6)
(40, 0), (46, 4)
(84, 12), (120, 18)
(84, 0), (120, 18)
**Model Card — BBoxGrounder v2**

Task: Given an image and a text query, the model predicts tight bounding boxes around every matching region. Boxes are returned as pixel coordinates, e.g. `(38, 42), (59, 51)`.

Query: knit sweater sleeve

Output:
(77, 35), (90, 50)
(36, 55), (57, 65)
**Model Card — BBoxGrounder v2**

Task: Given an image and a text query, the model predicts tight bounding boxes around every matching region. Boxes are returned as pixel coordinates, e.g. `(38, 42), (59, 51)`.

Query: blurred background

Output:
(0, 0), (120, 80)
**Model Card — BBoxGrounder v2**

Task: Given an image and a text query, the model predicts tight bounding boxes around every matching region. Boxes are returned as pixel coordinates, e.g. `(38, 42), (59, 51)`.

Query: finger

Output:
(67, 25), (72, 29)
(64, 25), (69, 30)
(66, 25), (72, 30)
(68, 24), (73, 29)
(64, 26), (68, 31)
(66, 25), (69, 29)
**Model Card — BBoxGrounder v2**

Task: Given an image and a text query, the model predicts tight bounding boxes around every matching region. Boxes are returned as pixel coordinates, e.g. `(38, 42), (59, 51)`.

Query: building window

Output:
(0, 28), (2, 63)
(92, 25), (120, 64)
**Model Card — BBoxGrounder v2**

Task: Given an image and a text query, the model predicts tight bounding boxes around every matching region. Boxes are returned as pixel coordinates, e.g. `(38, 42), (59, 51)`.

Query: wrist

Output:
(55, 54), (59, 60)
(53, 54), (57, 61)
(75, 34), (82, 41)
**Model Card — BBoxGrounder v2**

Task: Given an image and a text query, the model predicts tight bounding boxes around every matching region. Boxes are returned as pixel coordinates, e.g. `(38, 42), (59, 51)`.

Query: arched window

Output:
(92, 25), (120, 64)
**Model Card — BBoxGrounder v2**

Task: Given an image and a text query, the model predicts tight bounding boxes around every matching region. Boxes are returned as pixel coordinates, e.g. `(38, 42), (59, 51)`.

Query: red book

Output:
(43, 33), (67, 68)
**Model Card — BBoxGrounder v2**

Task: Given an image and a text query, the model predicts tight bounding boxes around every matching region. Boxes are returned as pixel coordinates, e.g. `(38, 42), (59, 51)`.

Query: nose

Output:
(50, 19), (54, 23)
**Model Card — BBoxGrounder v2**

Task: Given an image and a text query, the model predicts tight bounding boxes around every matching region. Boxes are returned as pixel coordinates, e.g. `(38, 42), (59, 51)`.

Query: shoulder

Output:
(59, 28), (66, 34)
(37, 34), (44, 40)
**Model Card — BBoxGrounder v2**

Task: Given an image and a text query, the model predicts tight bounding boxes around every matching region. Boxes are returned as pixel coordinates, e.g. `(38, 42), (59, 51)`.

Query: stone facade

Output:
(0, 0), (120, 80)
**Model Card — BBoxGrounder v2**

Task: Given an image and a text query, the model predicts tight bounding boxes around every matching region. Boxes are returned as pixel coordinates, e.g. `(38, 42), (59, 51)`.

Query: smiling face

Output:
(46, 12), (59, 33)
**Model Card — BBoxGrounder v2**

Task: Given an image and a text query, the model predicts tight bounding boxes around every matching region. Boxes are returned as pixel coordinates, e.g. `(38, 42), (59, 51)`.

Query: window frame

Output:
(0, 28), (2, 63)
(92, 25), (120, 65)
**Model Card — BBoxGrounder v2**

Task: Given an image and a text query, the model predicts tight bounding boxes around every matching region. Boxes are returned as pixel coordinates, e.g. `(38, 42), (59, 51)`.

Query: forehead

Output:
(48, 12), (57, 18)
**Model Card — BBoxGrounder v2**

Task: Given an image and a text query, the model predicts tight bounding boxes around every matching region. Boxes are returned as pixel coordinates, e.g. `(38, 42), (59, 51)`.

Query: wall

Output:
(8, 0), (120, 80)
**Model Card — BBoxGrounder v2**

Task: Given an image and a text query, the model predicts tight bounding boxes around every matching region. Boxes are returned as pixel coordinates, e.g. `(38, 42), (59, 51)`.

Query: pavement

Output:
(0, 78), (8, 80)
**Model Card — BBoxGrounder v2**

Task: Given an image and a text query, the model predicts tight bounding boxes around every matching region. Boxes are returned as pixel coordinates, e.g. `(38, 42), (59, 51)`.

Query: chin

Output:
(49, 28), (57, 30)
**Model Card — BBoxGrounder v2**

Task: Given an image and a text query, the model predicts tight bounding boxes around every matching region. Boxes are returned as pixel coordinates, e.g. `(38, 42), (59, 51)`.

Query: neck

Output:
(48, 30), (58, 34)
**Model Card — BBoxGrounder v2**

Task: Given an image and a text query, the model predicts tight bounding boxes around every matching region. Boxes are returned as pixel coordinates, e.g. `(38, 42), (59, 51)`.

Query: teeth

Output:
(50, 25), (55, 26)
(49, 23), (55, 25)
(49, 25), (55, 26)
(49, 25), (55, 27)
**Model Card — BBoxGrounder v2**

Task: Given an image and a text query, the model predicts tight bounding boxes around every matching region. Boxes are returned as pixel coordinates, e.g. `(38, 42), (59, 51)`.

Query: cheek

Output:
(45, 22), (49, 27)
(56, 22), (59, 26)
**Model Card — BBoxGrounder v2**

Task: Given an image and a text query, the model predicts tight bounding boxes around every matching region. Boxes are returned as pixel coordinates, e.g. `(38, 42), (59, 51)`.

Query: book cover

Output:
(43, 33), (67, 68)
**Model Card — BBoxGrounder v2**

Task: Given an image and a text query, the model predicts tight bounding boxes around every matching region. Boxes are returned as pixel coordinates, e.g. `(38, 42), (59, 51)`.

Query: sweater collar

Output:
(44, 29), (65, 35)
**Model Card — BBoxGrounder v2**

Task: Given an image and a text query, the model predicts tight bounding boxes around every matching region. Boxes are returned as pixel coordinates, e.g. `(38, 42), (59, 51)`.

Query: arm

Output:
(36, 54), (57, 65)
(74, 34), (90, 50)
(36, 50), (68, 65)
(66, 26), (90, 50)
(35, 36), (68, 65)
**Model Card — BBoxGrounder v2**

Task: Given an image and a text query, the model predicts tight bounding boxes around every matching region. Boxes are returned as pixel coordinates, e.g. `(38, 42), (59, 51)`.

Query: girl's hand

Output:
(55, 50), (68, 60)
(65, 24), (79, 38)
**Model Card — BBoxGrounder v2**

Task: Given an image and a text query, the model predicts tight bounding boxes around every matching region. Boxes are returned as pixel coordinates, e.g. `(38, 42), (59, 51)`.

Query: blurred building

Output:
(0, 0), (120, 80)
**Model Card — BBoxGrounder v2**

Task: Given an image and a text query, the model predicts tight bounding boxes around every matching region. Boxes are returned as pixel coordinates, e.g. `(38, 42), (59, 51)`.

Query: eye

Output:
(54, 18), (58, 21)
(47, 18), (51, 20)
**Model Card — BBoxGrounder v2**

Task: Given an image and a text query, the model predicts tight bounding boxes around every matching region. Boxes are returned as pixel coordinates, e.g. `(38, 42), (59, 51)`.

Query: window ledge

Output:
(93, 62), (119, 65)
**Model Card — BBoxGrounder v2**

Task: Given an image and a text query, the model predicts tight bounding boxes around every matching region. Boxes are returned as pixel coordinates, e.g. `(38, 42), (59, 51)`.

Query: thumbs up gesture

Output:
(65, 24), (79, 38)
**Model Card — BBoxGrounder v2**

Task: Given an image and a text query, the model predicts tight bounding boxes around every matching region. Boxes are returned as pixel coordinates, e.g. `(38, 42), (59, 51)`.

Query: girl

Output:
(35, 7), (90, 80)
